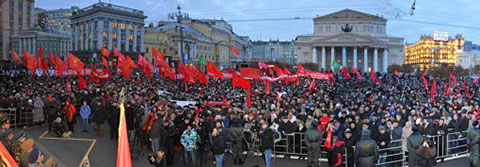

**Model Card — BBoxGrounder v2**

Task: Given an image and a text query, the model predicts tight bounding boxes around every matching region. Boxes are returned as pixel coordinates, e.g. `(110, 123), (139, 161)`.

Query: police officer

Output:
(407, 125), (424, 167)
(467, 120), (480, 167)
(354, 129), (378, 167)
(304, 120), (321, 167)
(229, 117), (245, 165)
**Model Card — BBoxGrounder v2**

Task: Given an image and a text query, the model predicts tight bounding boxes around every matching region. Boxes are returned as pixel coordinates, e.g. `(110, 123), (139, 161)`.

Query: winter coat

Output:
(354, 137), (378, 167)
(389, 127), (403, 152)
(374, 131), (391, 154)
(181, 129), (198, 151)
(150, 118), (164, 139)
(93, 105), (107, 124)
(211, 132), (226, 155)
(258, 128), (274, 151)
(467, 127), (480, 165)
(304, 128), (322, 150)
(79, 105), (91, 119)
(407, 132), (424, 167)
(44, 100), (59, 116)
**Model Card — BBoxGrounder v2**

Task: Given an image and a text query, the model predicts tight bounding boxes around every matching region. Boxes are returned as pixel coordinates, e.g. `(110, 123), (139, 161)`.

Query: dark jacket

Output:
(258, 128), (274, 151)
(150, 118), (165, 139)
(373, 131), (391, 154)
(278, 121), (296, 134)
(211, 131), (226, 155)
(407, 132), (424, 167)
(305, 128), (322, 150)
(354, 136), (378, 167)
(93, 104), (107, 124)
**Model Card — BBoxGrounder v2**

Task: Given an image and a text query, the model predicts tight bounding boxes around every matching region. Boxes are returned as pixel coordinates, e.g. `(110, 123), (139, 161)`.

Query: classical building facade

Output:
(11, 29), (71, 60)
(296, 9), (404, 72)
(252, 40), (297, 64)
(1, 0), (35, 60)
(70, 2), (146, 62)
(405, 33), (464, 70)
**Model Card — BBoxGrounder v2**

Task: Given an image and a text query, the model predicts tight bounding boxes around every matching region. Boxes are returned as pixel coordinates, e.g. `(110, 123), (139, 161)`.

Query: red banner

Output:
(307, 72), (330, 80)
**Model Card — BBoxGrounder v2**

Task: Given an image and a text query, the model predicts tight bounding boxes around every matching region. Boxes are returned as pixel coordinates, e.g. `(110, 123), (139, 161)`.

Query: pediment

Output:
(314, 9), (386, 22)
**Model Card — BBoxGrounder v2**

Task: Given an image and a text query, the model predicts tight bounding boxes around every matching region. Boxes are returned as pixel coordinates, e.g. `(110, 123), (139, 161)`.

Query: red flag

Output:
(113, 47), (126, 63)
(283, 67), (291, 75)
(194, 69), (208, 85)
(430, 78), (437, 99)
(68, 53), (85, 72)
(23, 51), (37, 75)
(447, 83), (452, 96)
(258, 62), (269, 69)
(420, 71), (428, 90)
(49, 52), (56, 66)
(101, 47), (111, 58)
(239, 68), (260, 79)
(120, 56), (138, 79)
(246, 88), (252, 108)
(266, 80), (270, 95)
(116, 103), (132, 167)
(206, 61), (223, 77)
(137, 54), (154, 79)
(152, 47), (164, 62)
(55, 57), (66, 76)
(370, 69), (379, 84)
(309, 79), (316, 93)
(340, 67), (351, 79)
(11, 50), (24, 64)
(394, 70), (399, 76)
(449, 73), (458, 85)
(38, 47), (49, 73)
(275, 92), (280, 101)
(351, 66), (362, 79)
(268, 68), (274, 76)
(274, 65), (284, 76)
(232, 74), (251, 89)
(297, 64), (307, 74)
(231, 45), (240, 55)
(66, 81), (71, 92)
(78, 74), (87, 89)
(296, 77), (300, 86)
(102, 57), (109, 68)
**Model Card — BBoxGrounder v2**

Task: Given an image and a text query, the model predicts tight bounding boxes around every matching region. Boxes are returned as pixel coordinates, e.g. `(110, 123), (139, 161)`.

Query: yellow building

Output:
(405, 32), (464, 70)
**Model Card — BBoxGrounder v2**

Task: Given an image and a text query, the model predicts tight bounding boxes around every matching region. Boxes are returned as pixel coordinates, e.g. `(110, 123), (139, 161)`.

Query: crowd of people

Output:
(0, 67), (479, 167)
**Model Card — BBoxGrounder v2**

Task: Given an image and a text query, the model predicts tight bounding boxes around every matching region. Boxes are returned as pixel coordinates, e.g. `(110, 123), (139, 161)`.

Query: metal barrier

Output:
(242, 130), (470, 167)
(0, 108), (34, 128)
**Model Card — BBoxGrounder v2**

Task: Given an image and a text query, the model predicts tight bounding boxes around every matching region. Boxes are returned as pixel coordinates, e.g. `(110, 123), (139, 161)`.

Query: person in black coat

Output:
(163, 120), (175, 165)
(344, 129), (357, 167)
(258, 121), (274, 167)
(373, 125), (390, 167)
(93, 101), (106, 136)
(211, 127), (226, 167)
(148, 147), (167, 167)
(108, 101), (120, 140)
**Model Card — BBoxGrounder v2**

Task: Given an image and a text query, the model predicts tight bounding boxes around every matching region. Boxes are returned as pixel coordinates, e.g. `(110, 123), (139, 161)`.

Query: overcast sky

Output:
(37, 0), (480, 44)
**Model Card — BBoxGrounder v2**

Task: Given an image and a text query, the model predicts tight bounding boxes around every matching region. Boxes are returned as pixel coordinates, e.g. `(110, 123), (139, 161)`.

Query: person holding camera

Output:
(211, 127), (226, 167)
(148, 148), (167, 167)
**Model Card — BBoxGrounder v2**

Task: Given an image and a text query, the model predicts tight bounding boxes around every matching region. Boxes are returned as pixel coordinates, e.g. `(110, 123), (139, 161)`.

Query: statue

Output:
(341, 24), (353, 33)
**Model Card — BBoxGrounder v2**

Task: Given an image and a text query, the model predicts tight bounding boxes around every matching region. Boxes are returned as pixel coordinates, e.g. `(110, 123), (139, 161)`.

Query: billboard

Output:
(433, 31), (449, 41)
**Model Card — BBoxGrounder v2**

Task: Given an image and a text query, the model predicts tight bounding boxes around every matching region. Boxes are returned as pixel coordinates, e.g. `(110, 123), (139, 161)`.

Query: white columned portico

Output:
(342, 46), (347, 67)
(312, 47), (317, 63)
(373, 48), (378, 72)
(363, 47), (368, 72)
(330, 46), (335, 70)
(383, 49), (389, 72)
(353, 47), (358, 68)
(321, 46), (326, 70)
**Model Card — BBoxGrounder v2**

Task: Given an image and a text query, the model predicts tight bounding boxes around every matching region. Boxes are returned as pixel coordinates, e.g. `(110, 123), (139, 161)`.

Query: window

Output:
(121, 23), (126, 30)
(113, 32), (118, 39)
(104, 21), (109, 28)
(129, 24), (134, 31)
(103, 32), (107, 38)
(113, 22), (118, 29)
(146, 47), (149, 53)
(128, 34), (133, 41)
(121, 34), (126, 40)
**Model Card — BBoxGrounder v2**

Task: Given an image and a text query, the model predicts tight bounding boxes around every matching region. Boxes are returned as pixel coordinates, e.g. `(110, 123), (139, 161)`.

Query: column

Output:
(353, 47), (358, 68)
(373, 48), (378, 72)
(140, 26), (145, 52)
(108, 20), (113, 50)
(312, 47), (317, 63)
(364, 47), (368, 72)
(32, 37), (36, 54)
(133, 23), (137, 52)
(330, 46), (335, 70)
(29, 0), (34, 28)
(13, 0), (18, 34)
(178, 41), (182, 61)
(22, 0), (27, 30)
(80, 24), (84, 51)
(117, 21), (122, 50)
(383, 49), (389, 72)
(97, 19), (104, 50)
(321, 46), (326, 70)
(74, 25), (78, 51)
(90, 22), (94, 50)
(19, 38), (23, 55)
(342, 46), (347, 67)
(125, 22), (130, 52)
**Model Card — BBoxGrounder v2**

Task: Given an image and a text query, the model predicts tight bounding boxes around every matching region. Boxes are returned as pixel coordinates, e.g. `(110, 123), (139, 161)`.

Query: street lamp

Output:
(168, 5), (189, 63)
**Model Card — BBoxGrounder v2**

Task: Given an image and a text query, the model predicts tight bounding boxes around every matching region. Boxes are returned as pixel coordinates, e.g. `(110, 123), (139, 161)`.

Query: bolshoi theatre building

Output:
(296, 9), (404, 72)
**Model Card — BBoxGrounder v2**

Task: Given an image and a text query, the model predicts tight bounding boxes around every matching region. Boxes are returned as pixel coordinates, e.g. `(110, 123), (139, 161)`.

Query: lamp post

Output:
(168, 5), (189, 63)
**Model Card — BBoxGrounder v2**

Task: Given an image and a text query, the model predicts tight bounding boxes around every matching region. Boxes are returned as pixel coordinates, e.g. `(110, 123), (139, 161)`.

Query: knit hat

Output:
(378, 125), (386, 130)
(473, 120), (479, 127)
(28, 148), (42, 163)
(344, 128), (352, 134)
(412, 125), (419, 132)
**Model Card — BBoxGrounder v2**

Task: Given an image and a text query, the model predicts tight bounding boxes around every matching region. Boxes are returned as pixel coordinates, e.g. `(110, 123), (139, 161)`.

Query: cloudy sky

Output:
(37, 0), (480, 44)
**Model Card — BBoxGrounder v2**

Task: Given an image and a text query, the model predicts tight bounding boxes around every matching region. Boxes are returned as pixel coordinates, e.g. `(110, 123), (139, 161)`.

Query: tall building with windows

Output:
(405, 32), (464, 70)
(252, 40), (297, 64)
(70, 2), (146, 63)
(1, 0), (36, 60)
(36, 6), (79, 31)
